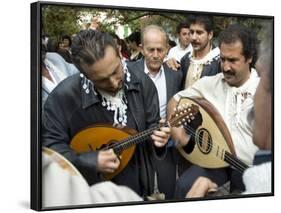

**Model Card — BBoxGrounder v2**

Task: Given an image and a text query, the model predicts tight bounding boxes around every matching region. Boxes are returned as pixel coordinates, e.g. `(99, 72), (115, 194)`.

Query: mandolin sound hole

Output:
(96, 140), (118, 151)
(196, 128), (212, 154)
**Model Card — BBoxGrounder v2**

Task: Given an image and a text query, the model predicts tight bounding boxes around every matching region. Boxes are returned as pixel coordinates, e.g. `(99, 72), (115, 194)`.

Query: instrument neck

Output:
(224, 151), (249, 174)
(113, 122), (168, 154)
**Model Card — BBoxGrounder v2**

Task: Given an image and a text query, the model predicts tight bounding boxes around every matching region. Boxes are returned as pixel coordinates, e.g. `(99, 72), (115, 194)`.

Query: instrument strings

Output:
(107, 122), (168, 153)
(106, 106), (249, 174)
(181, 124), (248, 174)
(107, 107), (190, 152)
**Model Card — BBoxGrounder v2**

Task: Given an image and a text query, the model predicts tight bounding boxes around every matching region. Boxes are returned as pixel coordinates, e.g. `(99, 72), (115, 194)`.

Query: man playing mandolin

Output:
(167, 23), (261, 198)
(42, 29), (171, 199)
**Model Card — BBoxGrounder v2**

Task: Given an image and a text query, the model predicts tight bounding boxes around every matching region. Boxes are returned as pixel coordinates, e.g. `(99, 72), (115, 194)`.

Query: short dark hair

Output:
(71, 30), (119, 73)
(62, 35), (72, 47)
(110, 33), (121, 45)
(218, 24), (259, 68)
(126, 31), (141, 46)
(176, 22), (190, 34)
(169, 39), (177, 48)
(188, 14), (214, 33)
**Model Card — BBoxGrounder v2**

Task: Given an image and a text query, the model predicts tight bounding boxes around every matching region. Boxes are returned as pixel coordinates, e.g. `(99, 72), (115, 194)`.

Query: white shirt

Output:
(174, 69), (260, 165)
(243, 162), (271, 194)
(144, 61), (167, 118)
(42, 52), (79, 105)
(42, 58), (67, 105)
(167, 43), (193, 62)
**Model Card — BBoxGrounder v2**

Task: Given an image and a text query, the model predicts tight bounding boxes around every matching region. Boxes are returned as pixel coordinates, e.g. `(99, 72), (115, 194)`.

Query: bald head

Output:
(141, 25), (169, 46)
(140, 25), (169, 73)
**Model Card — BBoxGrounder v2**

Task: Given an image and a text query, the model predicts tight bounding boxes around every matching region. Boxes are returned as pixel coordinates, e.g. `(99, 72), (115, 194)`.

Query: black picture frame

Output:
(31, 1), (274, 211)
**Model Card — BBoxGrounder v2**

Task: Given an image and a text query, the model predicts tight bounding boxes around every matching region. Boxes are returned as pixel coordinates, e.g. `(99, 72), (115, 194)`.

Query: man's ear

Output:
(139, 44), (145, 55)
(208, 31), (214, 41)
(247, 56), (253, 64)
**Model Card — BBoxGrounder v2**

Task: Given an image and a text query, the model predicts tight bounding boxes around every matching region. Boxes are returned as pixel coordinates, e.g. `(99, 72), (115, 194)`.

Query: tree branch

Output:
(125, 12), (157, 23)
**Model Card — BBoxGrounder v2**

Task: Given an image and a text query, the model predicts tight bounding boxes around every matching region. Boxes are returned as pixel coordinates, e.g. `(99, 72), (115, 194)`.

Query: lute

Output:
(177, 97), (249, 174)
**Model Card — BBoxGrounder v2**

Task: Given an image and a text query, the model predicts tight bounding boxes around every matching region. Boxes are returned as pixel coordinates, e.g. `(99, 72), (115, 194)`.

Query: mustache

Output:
(223, 70), (235, 76)
(191, 42), (200, 46)
(150, 59), (162, 63)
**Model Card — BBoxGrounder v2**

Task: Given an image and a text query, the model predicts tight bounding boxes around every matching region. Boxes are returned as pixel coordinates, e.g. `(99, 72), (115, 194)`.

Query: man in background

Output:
(127, 25), (182, 199)
(166, 15), (220, 89)
(166, 22), (192, 64)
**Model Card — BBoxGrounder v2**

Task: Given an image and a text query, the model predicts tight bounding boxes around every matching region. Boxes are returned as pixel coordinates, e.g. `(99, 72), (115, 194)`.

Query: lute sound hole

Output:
(195, 128), (212, 154)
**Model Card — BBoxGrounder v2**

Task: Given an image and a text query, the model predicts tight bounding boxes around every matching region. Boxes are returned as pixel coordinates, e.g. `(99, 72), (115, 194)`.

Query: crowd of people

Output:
(40, 14), (273, 207)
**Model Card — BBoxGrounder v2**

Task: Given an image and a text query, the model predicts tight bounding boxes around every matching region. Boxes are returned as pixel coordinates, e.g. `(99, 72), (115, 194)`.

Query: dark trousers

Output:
(154, 145), (178, 199)
(174, 165), (245, 199)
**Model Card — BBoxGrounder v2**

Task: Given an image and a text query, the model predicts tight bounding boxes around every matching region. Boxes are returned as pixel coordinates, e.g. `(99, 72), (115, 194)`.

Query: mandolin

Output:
(70, 103), (199, 180)
(177, 97), (249, 173)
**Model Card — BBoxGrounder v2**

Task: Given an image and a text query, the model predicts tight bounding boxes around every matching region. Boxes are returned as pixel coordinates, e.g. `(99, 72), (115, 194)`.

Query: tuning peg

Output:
(188, 119), (191, 123)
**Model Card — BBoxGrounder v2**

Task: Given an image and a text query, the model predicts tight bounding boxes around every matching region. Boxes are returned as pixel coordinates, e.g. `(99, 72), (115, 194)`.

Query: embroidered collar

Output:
(190, 46), (220, 65)
(228, 68), (259, 115)
(226, 68), (259, 93)
(98, 88), (128, 126)
(80, 60), (132, 126)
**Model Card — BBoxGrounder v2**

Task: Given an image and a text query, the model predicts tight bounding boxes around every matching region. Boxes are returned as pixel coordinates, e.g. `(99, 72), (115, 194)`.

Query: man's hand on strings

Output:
(151, 119), (171, 148)
(97, 149), (120, 174)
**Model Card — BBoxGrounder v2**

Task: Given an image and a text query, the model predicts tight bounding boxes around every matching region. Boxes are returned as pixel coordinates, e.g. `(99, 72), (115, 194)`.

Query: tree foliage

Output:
(42, 5), (271, 44)
(42, 6), (82, 41)
(42, 5), (188, 40)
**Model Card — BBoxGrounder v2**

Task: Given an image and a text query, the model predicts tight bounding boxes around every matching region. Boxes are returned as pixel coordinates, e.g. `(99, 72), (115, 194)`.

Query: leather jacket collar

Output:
(81, 70), (141, 109)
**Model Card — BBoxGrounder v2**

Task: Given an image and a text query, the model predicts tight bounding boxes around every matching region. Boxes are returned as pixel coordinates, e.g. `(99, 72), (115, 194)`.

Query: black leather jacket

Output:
(42, 71), (164, 197)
